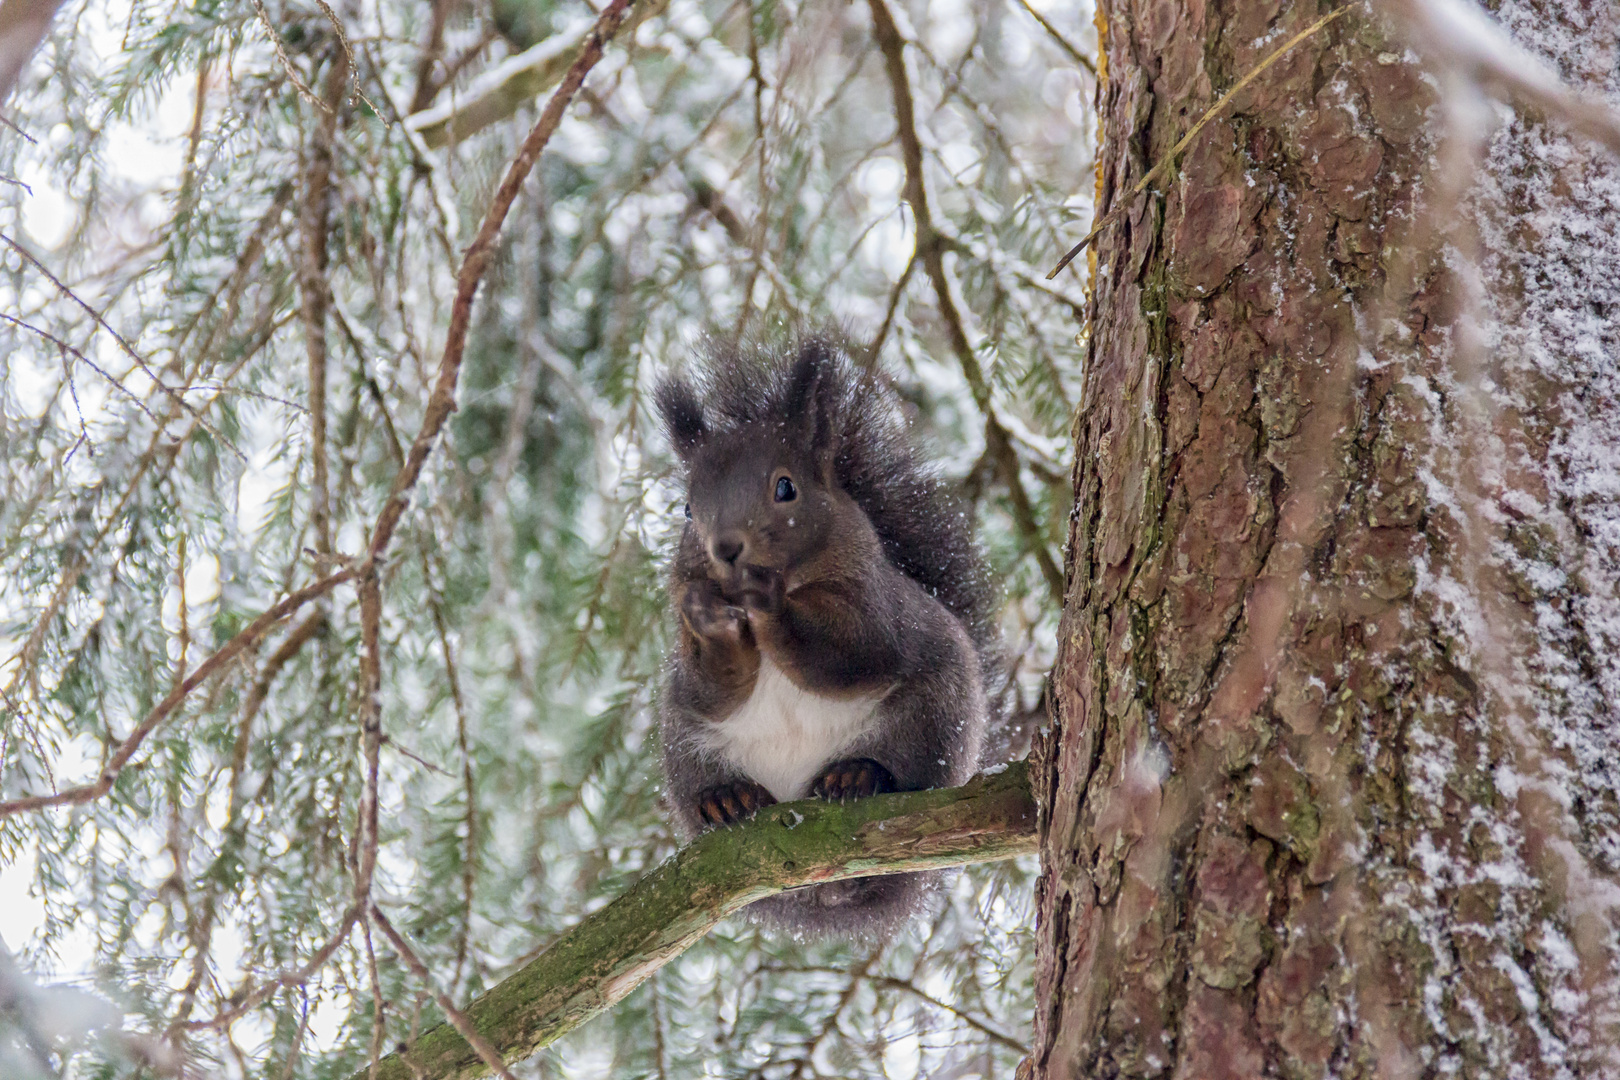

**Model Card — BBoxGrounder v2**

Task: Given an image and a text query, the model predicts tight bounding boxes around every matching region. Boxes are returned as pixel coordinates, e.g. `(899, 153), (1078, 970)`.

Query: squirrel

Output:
(655, 335), (1002, 937)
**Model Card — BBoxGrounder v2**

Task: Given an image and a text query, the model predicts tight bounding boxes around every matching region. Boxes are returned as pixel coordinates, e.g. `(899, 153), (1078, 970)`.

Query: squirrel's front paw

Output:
(811, 758), (897, 802)
(696, 780), (777, 827)
(680, 581), (750, 643)
(735, 566), (785, 616)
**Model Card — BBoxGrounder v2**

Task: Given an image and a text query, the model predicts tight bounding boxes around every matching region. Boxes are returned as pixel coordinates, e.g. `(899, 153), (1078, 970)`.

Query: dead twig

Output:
(248, 0), (328, 112)
(310, 0), (380, 116)
(1013, 0), (1095, 76)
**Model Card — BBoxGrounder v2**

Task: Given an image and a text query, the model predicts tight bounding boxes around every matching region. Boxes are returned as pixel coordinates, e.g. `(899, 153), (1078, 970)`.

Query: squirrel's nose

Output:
(710, 533), (746, 565)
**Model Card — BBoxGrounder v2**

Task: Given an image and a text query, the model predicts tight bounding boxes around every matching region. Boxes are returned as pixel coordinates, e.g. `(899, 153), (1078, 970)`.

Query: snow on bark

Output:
(1401, 0), (1620, 1071)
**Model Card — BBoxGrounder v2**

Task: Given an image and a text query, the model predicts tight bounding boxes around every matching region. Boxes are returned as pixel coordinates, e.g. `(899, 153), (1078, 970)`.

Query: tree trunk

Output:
(1031, 1), (1620, 1077)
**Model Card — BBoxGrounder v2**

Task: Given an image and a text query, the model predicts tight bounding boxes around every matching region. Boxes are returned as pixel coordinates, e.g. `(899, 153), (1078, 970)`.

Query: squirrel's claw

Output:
(696, 779), (777, 827)
(811, 758), (897, 802)
(736, 566), (785, 616)
(680, 581), (749, 642)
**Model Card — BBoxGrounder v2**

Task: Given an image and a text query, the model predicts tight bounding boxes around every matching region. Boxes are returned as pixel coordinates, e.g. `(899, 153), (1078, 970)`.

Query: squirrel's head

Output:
(658, 342), (864, 588)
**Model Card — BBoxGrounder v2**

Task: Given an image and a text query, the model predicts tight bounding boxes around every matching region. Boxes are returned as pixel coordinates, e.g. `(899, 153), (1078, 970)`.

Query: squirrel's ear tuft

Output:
(656, 377), (706, 458)
(785, 340), (840, 468)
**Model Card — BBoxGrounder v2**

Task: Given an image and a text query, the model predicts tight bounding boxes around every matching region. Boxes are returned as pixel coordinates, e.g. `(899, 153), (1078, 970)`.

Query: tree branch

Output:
(359, 761), (1037, 1080)
(299, 52), (350, 559)
(1013, 0), (1096, 76)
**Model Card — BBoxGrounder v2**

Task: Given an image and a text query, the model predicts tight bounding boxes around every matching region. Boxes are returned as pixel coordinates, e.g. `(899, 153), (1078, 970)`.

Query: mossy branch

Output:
(360, 761), (1037, 1080)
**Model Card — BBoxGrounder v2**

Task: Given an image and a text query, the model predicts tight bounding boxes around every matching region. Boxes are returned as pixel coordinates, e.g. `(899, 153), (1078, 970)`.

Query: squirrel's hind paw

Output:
(696, 780), (777, 827)
(811, 758), (897, 802)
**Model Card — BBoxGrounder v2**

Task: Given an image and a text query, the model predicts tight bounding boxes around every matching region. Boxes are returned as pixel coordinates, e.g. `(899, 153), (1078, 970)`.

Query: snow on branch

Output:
(405, 0), (670, 149)
(356, 763), (1037, 1080)
(405, 21), (590, 149)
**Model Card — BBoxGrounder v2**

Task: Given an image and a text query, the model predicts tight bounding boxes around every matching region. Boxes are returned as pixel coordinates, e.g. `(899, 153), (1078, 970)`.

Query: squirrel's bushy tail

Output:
(745, 870), (947, 940)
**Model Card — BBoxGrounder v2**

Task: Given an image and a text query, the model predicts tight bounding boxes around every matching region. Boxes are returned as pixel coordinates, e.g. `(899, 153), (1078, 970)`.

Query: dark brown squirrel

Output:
(655, 335), (1003, 937)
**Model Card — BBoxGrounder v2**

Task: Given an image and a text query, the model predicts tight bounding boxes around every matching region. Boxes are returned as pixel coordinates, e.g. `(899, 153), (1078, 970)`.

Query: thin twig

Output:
(1, 234), (244, 457)
(871, 976), (1028, 1053)
(163, 610), (327, 1037)
(1046, 4), (1352, 279)
(301, 51), (349, 558)
(407, 0), (455, 114)
(381, 735), (451, 777)
(173, 532), (190, 691)
(249, 0), (329, 112)
(766, 963), (1029, 1054)
(865, 250), (916, 364)
(1013, 0), (1095, 76)
(230, 611), (326, 814)
(176, 56), (210, 216)
(352, 568), (384, 906)
(311, 0), (381, 116)
(425, 581), (479, 992)
(183, 906), (361, 1030)
(370, 905), (520, 1080)
(1, 312), (163, 427)
(363, 914), (388, 1080)
(170, 181), (294, 361)
(274, 992), (313, 1080)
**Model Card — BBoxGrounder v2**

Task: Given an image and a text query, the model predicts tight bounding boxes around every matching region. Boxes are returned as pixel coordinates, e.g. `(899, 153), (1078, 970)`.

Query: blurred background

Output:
(0, 0), (1095, 1074)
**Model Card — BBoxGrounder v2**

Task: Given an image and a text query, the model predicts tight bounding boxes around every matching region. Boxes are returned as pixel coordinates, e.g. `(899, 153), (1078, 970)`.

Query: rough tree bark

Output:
(1031, 1), (1620, 1078)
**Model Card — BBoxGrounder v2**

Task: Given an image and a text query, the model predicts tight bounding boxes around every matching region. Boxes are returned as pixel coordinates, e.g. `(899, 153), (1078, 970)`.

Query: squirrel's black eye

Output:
(775, 476), (797, 502)
(683, 502), (691, 520)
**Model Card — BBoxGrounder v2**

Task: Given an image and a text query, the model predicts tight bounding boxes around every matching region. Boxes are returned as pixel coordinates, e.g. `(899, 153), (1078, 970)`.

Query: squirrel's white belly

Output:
(700, 656), (885, 801)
